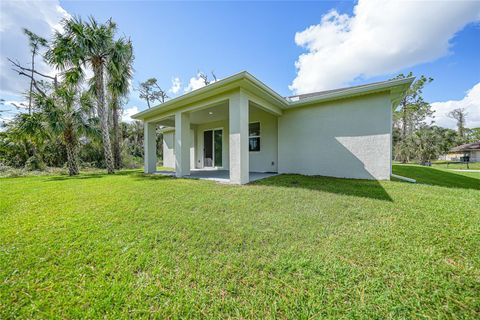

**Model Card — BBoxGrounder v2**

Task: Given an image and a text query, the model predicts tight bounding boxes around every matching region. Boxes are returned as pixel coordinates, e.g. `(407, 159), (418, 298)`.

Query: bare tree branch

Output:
(153, 82), (169, 103)
(8, 58), (57, 81)
(199, 72), (209, 85)
(11, 67), (47, 98)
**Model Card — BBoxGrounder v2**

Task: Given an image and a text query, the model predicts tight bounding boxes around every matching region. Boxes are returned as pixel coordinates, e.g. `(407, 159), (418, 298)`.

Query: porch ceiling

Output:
(156, 116), (175, 127)
(189, 102), (229, 124)
(156, 100), (280, 128)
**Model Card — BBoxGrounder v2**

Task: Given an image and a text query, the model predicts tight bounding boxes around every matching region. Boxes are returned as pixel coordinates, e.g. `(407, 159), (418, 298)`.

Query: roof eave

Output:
(286, 77), (415, 109)
(131, 71), (288, 121)
(131, 71), (247, 120)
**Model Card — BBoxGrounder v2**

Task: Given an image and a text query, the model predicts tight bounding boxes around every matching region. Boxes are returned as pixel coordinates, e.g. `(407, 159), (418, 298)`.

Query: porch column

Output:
(229, 90), (249, 184)
(144, 121), (157, 173)
(175, 111), (191, 177)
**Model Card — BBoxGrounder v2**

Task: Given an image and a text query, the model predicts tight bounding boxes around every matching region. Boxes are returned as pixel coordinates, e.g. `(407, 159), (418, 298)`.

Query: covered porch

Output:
(143, 86), (284, 184)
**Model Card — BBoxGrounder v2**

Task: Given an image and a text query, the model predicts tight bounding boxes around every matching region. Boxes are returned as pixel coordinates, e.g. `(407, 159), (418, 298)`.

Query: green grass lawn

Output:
(431, 161), (480, 171)
(1, 166), (479, 319)
(393, 163), (480, 189)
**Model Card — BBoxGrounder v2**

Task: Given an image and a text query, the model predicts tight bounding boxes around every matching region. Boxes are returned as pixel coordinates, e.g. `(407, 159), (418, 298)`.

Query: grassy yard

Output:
(1, 165), (479, 319)
(431, 161), (480, 171)
(393, 163), (480, 188)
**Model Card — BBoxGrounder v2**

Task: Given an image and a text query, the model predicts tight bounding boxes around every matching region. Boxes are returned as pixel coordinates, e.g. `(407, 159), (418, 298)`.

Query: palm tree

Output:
(9, 111), (49, 169)
(107, 38), (134, 169)
(124, 120), (144, 158)
(33, 82), (98, 176)
(48, 16), (118, 173)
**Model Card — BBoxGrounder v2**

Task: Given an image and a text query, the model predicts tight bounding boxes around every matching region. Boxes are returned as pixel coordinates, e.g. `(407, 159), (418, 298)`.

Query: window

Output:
(249, 122), (260, 152)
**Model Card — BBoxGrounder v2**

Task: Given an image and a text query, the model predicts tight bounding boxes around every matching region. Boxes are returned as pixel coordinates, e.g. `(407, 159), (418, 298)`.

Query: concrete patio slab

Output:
(153, 169), (277, 183)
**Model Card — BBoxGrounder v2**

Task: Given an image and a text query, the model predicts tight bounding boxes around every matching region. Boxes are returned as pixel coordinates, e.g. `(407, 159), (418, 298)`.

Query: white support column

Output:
(175, 111), (191, 177)
(229, 90), (249, 184)
(144, 121), (157, 173)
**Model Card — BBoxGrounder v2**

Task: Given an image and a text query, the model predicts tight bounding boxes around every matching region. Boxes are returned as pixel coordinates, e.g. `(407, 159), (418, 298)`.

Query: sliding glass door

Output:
(203, 129), (223, 167)
(213, 129), (222, 167)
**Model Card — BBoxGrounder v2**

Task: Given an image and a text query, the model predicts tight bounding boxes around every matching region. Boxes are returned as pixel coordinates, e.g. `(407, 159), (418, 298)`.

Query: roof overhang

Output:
(448, 141), (480, 153)
(285, 77), (414, 109)
(132, 71), (287, 121)
(132, 71), (414, 121)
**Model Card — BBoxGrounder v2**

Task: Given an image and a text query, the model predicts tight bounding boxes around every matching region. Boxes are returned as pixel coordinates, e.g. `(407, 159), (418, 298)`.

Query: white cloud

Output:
(122, 106), (139, 123)
(0, 0), (71, 97)
(430, 83), (480, 129)
(184, 73), (208, 93)
(184, 73), (219, 93)
(290, 0), (480, 94)
(169, 77), (181, 95)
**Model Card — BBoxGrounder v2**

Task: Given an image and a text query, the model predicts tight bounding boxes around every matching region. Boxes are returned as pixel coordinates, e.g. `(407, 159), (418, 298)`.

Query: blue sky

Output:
(1, 1), (480, 128)
(60, 1), (352, 102)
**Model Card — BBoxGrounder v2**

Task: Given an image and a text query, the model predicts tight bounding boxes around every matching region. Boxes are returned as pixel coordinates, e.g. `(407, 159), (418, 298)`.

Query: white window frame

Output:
(202, 127), (224, 168)
(249, 121), (261, 152)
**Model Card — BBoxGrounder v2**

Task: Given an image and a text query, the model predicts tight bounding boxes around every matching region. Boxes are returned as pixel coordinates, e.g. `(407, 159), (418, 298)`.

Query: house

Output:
(445, 141), (480, 162)
(132, 71), (413, 184)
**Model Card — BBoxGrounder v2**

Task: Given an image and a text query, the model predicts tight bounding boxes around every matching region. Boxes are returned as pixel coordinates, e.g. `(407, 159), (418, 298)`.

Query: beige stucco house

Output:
(132, 71), (413, 184)
(445, 141), (480, 162)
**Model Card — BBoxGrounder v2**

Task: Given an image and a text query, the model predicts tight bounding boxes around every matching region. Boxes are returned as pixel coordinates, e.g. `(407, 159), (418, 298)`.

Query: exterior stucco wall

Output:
(446, 152), (462, 161)
(163, 129), (195, 169)
(249, 107), (278, 172)
(472, 150), (480, 162)
(447, 150), (480, 162)
(162, 131), (175, 168)
(278, 93), (392, 180)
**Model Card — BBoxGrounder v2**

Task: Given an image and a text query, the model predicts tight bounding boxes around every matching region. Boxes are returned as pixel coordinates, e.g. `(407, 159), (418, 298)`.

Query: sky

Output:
(1, 0), (479, 129)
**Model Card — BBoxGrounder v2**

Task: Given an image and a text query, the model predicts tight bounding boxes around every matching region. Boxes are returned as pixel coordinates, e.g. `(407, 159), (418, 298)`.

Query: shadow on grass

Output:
(46, 174), (105, 181)
(252, 174), (393, 202)
(393, 164), (480, 190)
(44, 169), (142, 181)
(128, 172), (175, 181)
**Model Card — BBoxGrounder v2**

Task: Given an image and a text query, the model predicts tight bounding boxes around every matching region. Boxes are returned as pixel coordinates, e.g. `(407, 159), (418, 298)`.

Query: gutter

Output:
(391, 174), (416, 183)
(286, 77), (414, 108)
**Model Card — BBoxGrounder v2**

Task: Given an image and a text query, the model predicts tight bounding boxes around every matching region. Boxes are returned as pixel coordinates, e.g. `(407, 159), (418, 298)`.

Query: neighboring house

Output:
(445, 141), (480, 162)
(132, 71), (413, 184)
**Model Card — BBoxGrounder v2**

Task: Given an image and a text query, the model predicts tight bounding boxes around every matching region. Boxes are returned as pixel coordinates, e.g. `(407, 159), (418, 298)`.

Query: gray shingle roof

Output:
(286, 79), (398, 101)
(449, 141), (480, 152)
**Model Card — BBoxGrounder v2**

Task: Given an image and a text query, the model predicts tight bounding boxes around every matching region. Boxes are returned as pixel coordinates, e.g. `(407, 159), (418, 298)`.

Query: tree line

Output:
(392, 73), (479, 164)
(0, 17), (147, 175)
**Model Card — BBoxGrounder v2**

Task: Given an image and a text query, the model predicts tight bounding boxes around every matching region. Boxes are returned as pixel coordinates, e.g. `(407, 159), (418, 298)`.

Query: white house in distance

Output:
(445, 141), (480, 162)
(132, 71), (413, 184)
